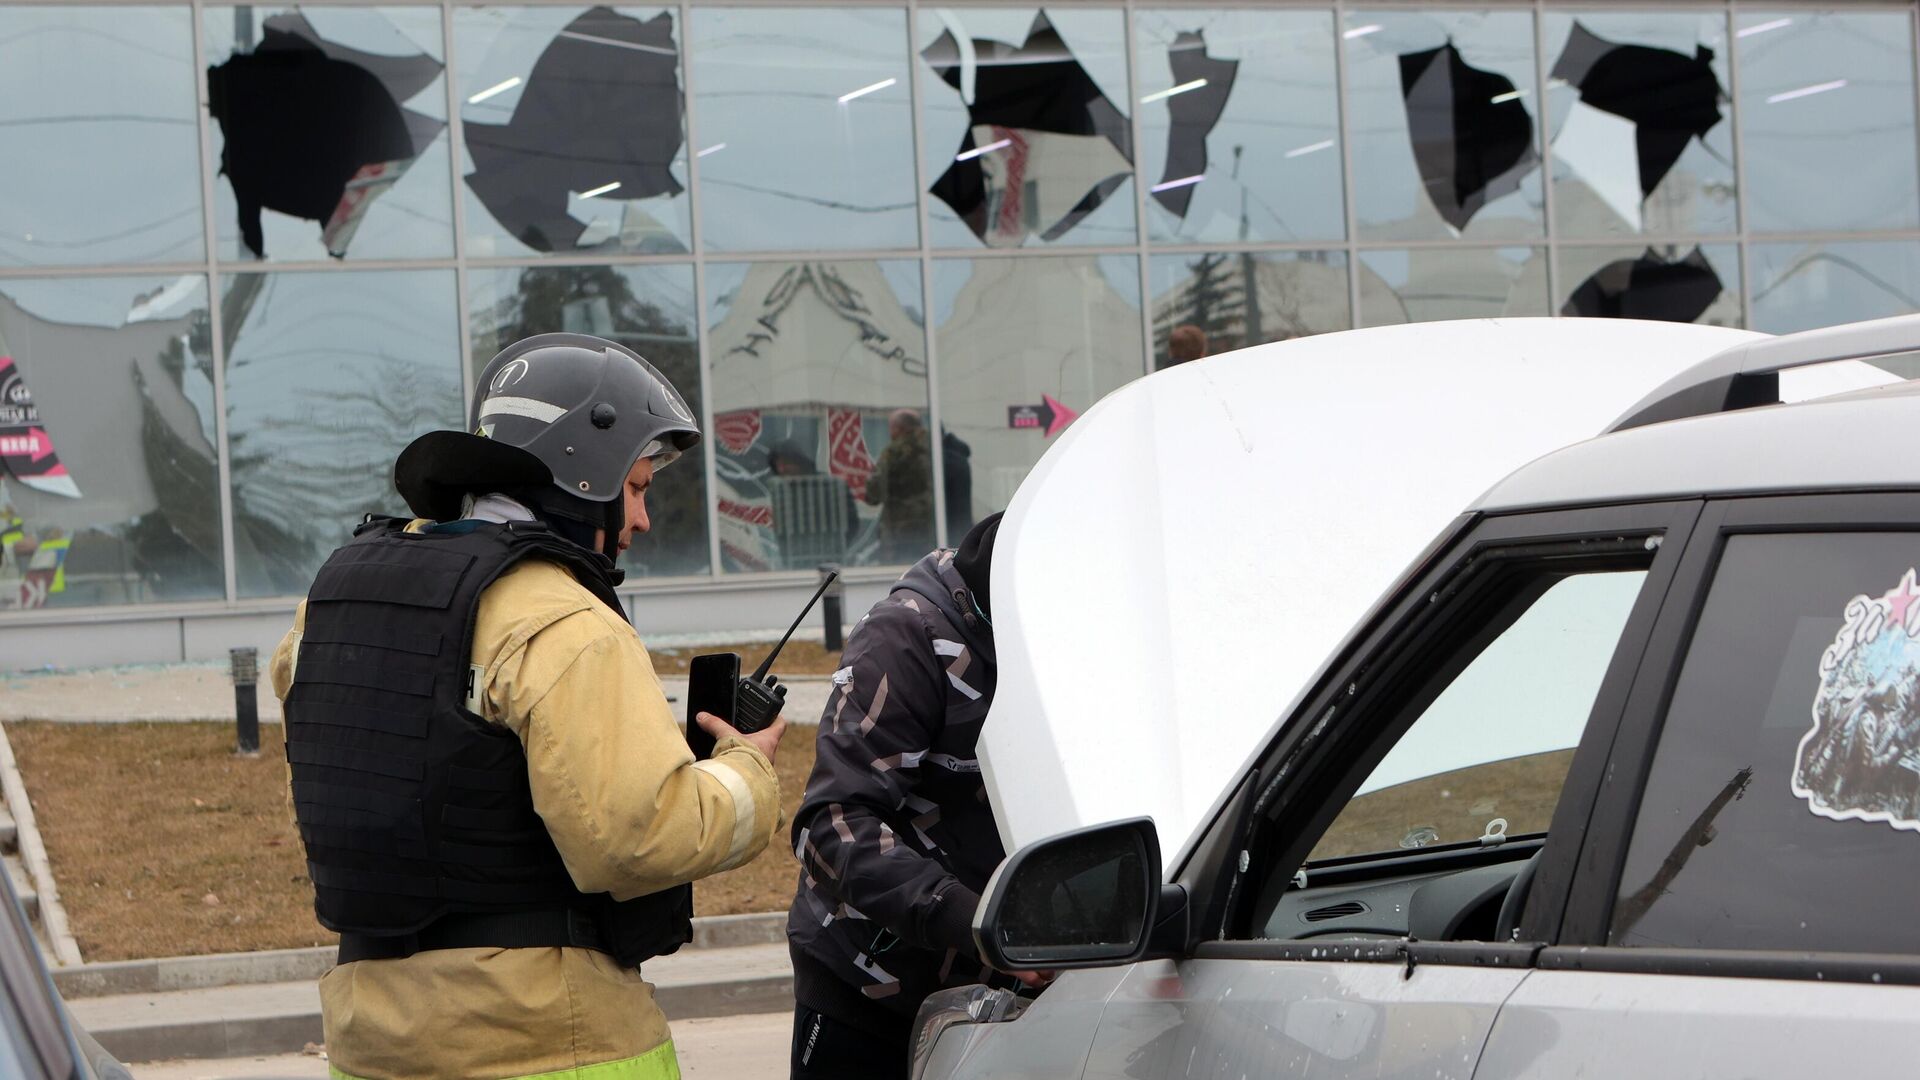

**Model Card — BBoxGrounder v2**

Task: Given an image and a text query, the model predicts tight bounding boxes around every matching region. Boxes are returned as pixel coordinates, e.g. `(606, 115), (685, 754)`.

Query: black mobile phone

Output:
(684, 652), (740, 760)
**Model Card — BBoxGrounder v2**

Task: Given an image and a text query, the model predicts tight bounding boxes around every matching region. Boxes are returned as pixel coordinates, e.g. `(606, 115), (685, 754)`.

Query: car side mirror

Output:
(973, 817), (1186, 971)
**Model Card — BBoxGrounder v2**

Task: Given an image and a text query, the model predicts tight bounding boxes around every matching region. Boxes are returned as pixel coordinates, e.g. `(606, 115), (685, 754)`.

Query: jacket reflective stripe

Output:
(329, 1039), (681, 1080)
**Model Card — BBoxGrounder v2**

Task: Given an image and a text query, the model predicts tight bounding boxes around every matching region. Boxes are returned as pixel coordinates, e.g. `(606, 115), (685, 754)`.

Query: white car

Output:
(914, 315), (1920, 1079)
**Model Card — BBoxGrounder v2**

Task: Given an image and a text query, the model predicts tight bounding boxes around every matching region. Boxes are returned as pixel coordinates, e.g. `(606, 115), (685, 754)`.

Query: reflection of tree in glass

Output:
(1153, 253), (1333, 364)
(489, 267), (708, 577)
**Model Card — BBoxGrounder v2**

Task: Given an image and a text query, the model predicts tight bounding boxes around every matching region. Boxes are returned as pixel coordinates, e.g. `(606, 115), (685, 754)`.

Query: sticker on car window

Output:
(1795, 568), (1920, 831)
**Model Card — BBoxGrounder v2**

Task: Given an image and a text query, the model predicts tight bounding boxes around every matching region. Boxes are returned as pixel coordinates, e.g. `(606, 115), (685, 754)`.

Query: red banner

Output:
(715, 409), (763, 455)
(827, 409), (875, 501)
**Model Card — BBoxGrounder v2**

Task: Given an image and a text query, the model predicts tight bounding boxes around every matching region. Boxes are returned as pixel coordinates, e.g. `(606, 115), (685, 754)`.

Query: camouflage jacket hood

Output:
(787, 549), (1010, 1032)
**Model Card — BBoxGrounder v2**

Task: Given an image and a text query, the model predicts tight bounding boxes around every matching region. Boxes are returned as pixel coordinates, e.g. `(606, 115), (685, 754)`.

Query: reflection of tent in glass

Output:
(1398, 43), (1537, 232)
(1563, 247), (1725, 323)
(1151, 253), (1348, 363)
(1150, 30), (1237, 220)
(465, 7), (685, 253)
(923, 14), (1134, 247)
(707, 262), (928, 571)
(208, 11), (445, 258)
(938, 259), (1141, 519)
(1551, 22), (1725, 232)
(0, 285), (222, 609)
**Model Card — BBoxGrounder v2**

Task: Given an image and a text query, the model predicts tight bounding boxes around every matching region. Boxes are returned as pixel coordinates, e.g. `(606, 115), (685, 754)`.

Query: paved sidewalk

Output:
(134, 1010), (795, 1079)
(0, 664), (834, 726)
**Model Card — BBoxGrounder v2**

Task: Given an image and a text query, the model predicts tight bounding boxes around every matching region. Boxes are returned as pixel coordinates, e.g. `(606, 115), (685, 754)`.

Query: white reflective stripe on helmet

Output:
(480, 396), (567, 423)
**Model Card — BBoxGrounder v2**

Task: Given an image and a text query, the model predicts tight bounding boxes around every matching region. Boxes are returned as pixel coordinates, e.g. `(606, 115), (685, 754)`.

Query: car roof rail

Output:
(1606, 312), (1920, 433)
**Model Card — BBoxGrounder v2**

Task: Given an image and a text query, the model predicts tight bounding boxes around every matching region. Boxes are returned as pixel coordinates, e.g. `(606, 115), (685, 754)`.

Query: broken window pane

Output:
(1751, 241), (1920, 334)
(0, 276), (223, 610)
(1558, 244), (1742, 327)
(1544, 12), (1736, 238)
(454, 6), (691, 257)
(1149, 251), (1350, 368)
(204, 6), (455, 261)
(933, 256), (1143, 523)
(1357, 247), (1548, 325)
(1346, 10), (1544, 242)
(469, 264), (709, 578)
(1737, 11), (1920, 232)
(706, 260), (930, 571)
(918, 9), (1138, 249)
(0, 7), (204, 267)
(1135, 10), (1344, 245)
(690, 8), (918, 252)
(225, 270), (461, 597)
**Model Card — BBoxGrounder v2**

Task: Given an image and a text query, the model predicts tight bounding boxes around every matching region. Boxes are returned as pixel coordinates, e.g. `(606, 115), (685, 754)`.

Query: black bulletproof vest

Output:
(285, 516), (691, 968)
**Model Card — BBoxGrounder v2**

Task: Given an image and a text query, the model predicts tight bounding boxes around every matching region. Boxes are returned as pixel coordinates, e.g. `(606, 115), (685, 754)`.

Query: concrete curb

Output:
(55, 911), (787, 999)
(0, 724), (81, 965)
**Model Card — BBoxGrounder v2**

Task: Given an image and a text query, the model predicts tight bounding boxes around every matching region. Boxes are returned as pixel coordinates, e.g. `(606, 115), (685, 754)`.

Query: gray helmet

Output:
(393, 334), (699, 553)
(471, 332), (699, 494)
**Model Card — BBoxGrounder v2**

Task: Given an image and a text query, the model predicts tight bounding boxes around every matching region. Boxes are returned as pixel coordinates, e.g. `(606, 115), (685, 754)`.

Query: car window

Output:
(1611, 531), (1920, 954)
(1308, 570), (1648, 862)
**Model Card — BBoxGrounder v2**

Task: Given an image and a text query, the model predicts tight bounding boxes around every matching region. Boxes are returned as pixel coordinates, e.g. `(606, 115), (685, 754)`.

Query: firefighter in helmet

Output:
(270, 334), (786, 1079)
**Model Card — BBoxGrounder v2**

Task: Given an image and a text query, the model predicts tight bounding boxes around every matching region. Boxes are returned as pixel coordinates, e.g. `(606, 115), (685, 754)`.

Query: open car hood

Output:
(980, 317), (1898, 871)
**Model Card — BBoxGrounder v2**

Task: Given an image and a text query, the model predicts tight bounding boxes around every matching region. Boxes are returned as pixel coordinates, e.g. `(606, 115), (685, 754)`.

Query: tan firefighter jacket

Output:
(271, 538), (781, 1080)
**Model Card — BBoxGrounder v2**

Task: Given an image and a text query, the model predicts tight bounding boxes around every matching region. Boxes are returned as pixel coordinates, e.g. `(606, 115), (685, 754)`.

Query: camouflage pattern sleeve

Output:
(790, 601), (980, 954)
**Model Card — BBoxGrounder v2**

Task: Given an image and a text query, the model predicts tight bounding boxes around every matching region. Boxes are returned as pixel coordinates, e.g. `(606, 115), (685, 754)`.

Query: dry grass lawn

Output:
(648, 639), (845, 677)
(6, 720), (817, 962)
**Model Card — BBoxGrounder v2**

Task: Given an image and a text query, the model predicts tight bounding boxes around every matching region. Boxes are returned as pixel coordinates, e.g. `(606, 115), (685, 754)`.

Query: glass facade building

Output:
(1, 2), (1918, 636)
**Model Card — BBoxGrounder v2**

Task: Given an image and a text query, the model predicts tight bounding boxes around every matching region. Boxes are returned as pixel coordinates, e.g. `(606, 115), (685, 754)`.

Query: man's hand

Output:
(695, 710), (786, 763)
(1008, 969), (1055, 990)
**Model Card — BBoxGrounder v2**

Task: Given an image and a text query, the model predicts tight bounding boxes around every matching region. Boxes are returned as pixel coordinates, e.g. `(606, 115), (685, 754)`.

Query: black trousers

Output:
(790, 1003), (912, 1080)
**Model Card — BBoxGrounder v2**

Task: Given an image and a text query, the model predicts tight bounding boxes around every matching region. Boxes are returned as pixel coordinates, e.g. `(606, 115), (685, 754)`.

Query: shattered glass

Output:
(0, 276), (223, 610)
(224, 271), (461, 597)
(468, 264), (708, 577)
(1558, 244), (1740, 327)
(705, 260), (928, 572)
(1357, 247), (1548, 326)
(690, 8), (918, 252)
(1135, 10), (1343, 244)
(1345, 10), (1544, 241)
(1149, 250), (1350, 368)
(1737, 11), (1920, 233)
(204, 6), (454, 261)
(918, 9), (1137, 248)
(1544, 13), (1735, 238)
(455, 6), (691, 257)
(0, 7), (204, 267)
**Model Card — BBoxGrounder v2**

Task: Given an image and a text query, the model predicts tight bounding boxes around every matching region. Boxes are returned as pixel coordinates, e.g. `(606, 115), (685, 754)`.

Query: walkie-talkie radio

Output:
(685, 570), (838, 759)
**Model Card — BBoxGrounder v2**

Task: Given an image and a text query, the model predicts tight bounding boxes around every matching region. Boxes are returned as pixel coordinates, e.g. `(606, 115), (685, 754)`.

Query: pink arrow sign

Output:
(1041, 394), (1079, 438)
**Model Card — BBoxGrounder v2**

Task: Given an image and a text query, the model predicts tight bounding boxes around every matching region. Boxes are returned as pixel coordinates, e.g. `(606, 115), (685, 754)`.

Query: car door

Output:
(1066, 502), (1700, 1080)
(1475, 494), (1920, 1078)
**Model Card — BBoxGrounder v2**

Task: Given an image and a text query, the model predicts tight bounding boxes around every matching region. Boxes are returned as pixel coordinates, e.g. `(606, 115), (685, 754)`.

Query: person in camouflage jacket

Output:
(863, 409), (935, 563)
(786, 513), (1022, 1079)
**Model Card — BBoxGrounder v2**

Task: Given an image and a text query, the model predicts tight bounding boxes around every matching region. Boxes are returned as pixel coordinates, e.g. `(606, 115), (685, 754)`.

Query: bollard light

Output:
(229, 646), (261, 755)
(817, 563), (845, 652)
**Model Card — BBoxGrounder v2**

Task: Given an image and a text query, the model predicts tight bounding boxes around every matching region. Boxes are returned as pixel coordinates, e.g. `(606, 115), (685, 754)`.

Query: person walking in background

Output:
(1168, 323), (1209, 366)
(864, 408), (934, 563)
(942, 428), (974, 537)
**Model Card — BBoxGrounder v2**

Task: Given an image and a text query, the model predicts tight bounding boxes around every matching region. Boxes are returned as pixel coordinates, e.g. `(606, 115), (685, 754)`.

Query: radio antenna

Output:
(751, 570), (838, 681)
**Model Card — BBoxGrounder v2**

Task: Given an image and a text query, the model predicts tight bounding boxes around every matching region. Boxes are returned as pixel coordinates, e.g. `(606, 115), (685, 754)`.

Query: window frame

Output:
(1550, 490), (1920, 988)
(1192, 499), (1704, 964)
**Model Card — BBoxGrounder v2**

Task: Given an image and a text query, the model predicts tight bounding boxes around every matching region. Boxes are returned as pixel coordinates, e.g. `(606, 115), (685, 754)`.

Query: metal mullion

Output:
(1332, 0), (1362, 326)
(905, 3), (952, 549)
(681, 0), (722, 579)
(0, 263), (211, 280)
(1727, 1), (1755, 329)
(190, 0), (240, 607)
(442, 0), (476, 414)
(1124, 1), (1154, 374)
(1533, 0), (1558, 313)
